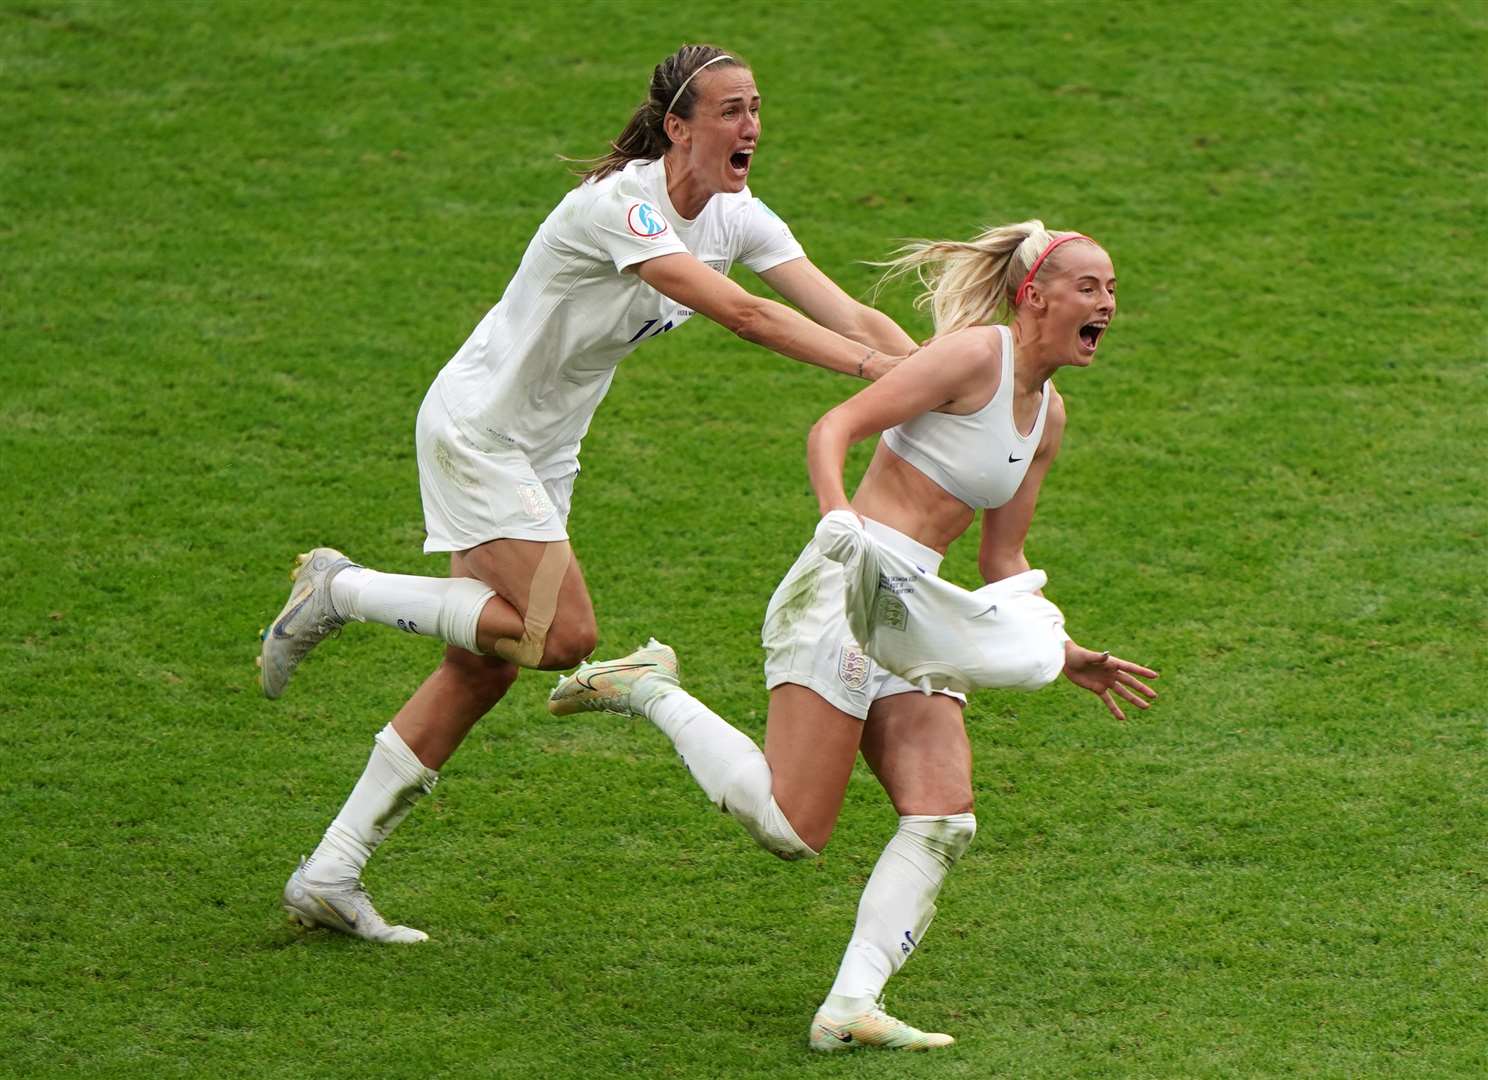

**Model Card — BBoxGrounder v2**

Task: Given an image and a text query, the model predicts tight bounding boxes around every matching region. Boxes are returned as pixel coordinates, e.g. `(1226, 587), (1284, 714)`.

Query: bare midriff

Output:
(848, 441), (973, 556)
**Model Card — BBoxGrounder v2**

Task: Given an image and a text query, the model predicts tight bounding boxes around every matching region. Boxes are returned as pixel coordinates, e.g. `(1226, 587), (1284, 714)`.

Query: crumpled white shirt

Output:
(813, 510), (1067, 695)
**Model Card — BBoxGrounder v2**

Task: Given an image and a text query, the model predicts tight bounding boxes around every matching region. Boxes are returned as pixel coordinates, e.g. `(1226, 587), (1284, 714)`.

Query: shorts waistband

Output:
(862, 517), (944, 575)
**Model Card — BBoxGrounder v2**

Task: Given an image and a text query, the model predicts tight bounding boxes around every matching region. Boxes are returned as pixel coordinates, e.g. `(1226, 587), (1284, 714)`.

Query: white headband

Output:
(666, 54), (733, 116)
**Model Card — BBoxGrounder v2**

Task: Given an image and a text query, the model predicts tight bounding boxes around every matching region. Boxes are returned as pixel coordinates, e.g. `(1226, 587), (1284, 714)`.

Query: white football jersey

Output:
(431, 158), (805, 481)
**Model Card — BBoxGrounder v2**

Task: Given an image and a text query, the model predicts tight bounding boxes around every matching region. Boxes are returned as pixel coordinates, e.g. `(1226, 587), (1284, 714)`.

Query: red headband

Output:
(1013, 233), (1094, 307)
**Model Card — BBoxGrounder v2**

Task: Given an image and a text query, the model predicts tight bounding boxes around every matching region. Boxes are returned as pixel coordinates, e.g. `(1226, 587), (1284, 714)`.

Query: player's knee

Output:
(893, 784), (974, 822)
(777, 795), (837, 856)
(901, 812), (977, 866)
(943, 812), (977, 860)
(721, 755), (822, 862)
(536, 616), (597, 671)
(790, 817), (834, 859)
(765, 786), (837, 855)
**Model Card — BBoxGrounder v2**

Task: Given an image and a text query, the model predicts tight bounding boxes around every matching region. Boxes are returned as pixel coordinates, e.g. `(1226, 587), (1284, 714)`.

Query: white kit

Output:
(417, 157), (803, 552)
(433, 157), (803, 484)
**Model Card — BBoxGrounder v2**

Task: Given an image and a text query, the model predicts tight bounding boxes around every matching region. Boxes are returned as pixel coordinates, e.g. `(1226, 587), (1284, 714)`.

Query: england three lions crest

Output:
(838, 644), (870, 691)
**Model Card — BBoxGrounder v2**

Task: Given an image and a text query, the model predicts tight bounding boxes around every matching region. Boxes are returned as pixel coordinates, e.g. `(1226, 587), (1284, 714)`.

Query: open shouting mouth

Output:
(728, 148), (753, 179)
(1078, 321), (1107, 355)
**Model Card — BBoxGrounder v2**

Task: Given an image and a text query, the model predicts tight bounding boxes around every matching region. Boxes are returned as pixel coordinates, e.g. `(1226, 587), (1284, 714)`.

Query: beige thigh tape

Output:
(492, 541), (571, 667)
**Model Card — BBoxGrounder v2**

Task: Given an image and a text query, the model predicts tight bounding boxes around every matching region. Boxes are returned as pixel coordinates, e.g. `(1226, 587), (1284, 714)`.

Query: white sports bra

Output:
(880, 325), (1050, 510)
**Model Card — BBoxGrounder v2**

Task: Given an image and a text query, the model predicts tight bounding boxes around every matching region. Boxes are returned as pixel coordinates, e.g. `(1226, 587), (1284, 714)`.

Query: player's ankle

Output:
(823, 993), (874, 1020)
(630, 673), (679, 714)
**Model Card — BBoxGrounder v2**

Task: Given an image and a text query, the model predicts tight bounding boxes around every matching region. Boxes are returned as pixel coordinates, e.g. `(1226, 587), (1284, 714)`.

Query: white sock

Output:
(823, 813), (977, 1017)
(301, 724), (439, 884)
(639, 686), (817, 861)
(331, 565), (494, 653)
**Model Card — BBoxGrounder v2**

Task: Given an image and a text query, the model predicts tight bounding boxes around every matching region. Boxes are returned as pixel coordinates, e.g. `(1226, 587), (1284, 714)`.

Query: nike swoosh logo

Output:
(971, 602), (998, 619)
(314, 895), (357, 926)
(576, 662), (656, 691)
(819, 1026), (853, 1043)
(1008, 454), (1024, 463)
(271, 589), (314, 639)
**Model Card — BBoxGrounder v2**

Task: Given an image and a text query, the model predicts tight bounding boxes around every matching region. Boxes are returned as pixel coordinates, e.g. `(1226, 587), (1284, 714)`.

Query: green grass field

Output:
(3, 1), (1485, 1076)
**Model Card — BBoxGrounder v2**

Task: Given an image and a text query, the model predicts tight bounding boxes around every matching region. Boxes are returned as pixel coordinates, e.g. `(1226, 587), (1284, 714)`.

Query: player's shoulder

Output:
(928, 324), (1004, 368)
(703, 183), (777, 224)
(568, 159), (658, 210)
(964, 323), (1006, 353)
(559, 161), (679, 243)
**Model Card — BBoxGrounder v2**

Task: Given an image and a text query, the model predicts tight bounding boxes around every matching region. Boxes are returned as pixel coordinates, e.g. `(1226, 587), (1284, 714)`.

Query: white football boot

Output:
(808, 1003), (955, 1052)
(547, 638), (679, 717)
(282, 861), (428, 944)
(258, 547), (353, 699)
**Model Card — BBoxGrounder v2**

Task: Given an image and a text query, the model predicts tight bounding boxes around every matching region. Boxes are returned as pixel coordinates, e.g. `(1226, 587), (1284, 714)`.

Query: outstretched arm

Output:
(635, 253), (903, 380)
(807, 328), (997, 514)
(757, 257), (917, 357)
(979, 392), (1160, 719)
(1061, 644), (1159, 721)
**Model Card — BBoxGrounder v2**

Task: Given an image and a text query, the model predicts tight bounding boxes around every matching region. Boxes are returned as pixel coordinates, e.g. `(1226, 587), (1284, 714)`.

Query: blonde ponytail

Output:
(873, 220), (1056, 335)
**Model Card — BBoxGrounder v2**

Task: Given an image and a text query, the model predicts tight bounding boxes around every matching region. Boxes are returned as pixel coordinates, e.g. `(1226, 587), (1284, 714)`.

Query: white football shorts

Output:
(415, 385), (575, 553)
(812, 510), (1067, 695)
(762, 517), (967, 720)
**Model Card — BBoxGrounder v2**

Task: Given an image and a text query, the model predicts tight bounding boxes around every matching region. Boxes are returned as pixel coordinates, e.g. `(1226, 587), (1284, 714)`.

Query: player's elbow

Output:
(809, 408), (870, 469)
(726, 296), (775, 344)
(808, 409), (848, 453)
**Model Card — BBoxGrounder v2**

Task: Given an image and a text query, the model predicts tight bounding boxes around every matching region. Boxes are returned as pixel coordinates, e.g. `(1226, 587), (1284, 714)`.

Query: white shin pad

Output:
(302, 724), (439, 883)
(719, 752), (818, 862)
(644, 689), (817, 862)
(826, 813), (977, 1008)
(332, 567), (494, 654)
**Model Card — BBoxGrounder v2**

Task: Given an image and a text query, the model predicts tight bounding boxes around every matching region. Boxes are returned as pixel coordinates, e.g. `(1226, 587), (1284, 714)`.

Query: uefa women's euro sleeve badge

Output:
(591, 194), (686, 273)
(625, 201), (669, 238)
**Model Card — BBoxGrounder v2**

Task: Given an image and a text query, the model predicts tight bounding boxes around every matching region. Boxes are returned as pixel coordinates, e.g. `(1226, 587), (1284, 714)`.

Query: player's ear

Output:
(663, 111), (689, 147)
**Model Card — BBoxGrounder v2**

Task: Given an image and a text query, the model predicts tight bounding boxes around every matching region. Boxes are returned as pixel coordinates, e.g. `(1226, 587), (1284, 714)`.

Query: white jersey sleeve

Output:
(587, 183), (691, 273)
(735, 197), (806, 274)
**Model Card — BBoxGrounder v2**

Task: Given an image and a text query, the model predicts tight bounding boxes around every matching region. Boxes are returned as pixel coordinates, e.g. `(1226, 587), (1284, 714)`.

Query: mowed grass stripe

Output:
(1, 2), (1483, 1077)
